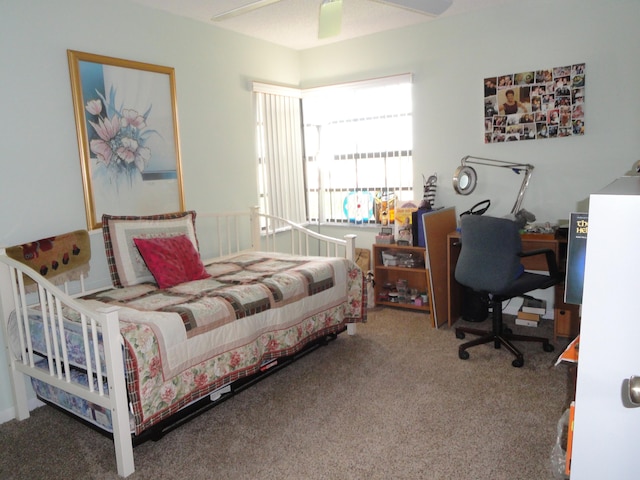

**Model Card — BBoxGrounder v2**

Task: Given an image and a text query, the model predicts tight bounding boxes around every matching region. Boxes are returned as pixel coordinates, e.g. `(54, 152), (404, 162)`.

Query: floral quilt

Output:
(77, 252), (365, 434)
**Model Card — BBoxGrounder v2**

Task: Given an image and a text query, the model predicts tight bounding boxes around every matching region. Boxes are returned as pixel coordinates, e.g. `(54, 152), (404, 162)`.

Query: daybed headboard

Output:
(0, 207), (356, 309)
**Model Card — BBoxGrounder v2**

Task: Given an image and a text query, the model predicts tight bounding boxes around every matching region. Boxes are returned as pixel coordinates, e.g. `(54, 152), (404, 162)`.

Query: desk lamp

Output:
(452, 155), (534, 215)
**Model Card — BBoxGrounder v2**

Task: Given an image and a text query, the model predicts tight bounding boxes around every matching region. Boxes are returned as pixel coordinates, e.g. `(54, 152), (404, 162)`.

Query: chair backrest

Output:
(455, 215), (523, 294)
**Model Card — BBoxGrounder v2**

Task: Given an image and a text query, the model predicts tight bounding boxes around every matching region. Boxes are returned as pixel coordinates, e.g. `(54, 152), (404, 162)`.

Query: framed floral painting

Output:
(68, 50), (184, 230)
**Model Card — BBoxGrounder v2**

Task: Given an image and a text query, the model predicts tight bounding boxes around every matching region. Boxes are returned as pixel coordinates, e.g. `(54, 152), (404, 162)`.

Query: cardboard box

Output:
(515, 316), (540, 327)
(516, 307), (540, 327)
(381, 251), (397, 266)
(522, 297), (546, 315)
(375, 234), (394, 245)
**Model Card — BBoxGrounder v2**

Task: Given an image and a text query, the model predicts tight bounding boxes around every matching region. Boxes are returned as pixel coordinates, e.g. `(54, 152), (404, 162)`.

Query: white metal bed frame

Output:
(0, 207), (356, 477)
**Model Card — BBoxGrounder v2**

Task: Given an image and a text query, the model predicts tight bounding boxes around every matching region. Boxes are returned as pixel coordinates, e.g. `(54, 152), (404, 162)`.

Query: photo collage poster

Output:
(484, 63), (585, 143)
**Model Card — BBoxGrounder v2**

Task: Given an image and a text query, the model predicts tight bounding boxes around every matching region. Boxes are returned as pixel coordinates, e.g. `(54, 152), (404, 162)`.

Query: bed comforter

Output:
(44, 251), (366, 434)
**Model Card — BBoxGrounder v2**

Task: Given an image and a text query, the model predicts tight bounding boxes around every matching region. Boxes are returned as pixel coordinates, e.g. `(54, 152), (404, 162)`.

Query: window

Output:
(254, 74), (413, 225)
(302, 74), (413, 224)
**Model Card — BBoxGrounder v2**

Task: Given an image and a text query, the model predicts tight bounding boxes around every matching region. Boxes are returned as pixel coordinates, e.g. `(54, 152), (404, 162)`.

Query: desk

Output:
(446, 231), (580, 339)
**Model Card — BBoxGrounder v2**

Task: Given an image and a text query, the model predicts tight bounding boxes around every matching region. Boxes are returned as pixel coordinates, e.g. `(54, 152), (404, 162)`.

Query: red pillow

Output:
(133, 235), (210, 289)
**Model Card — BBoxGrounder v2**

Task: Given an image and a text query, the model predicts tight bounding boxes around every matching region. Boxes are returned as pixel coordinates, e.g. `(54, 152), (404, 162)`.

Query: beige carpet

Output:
(0, 308), (571, 479)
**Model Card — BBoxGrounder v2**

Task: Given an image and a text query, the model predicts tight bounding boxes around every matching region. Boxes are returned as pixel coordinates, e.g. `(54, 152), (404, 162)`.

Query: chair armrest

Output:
(518, 248), (560, 279)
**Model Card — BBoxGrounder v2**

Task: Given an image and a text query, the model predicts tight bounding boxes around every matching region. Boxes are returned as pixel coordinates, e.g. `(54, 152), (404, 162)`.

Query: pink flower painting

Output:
(85, 86), (156, 187)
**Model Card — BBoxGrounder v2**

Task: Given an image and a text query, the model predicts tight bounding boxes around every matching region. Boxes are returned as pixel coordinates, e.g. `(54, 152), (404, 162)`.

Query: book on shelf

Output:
(515, 308), (540, 327)
(521, 297), (546, 315)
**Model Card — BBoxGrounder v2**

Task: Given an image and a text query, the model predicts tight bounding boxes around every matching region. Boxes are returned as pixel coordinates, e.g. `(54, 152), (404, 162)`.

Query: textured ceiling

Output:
(127, 0), (514, 50)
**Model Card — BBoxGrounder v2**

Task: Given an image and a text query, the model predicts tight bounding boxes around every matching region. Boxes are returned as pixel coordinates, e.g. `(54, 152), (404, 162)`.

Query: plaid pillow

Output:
(102, 211), (199, 287)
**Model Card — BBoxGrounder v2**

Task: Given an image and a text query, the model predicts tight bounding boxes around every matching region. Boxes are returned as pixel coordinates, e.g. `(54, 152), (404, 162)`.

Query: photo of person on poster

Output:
(498, 88), (529, 115)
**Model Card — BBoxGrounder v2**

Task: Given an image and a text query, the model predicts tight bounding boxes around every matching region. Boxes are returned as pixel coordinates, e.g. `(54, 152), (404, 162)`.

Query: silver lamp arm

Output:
(511, 165), (533, 214)
(453, 155), (534, 215)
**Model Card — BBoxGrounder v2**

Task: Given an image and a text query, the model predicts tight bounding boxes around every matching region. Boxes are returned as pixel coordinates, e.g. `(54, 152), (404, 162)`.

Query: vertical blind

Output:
(254, 74), (413, 225)
(254, 83), (306, 224)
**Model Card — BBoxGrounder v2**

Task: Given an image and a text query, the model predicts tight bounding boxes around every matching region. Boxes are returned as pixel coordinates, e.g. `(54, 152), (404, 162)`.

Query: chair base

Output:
(455, 323), (554, 368)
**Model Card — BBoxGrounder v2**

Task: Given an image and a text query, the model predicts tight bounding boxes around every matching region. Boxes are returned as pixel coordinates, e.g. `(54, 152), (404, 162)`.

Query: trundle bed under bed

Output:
(0, 208), (365, 477)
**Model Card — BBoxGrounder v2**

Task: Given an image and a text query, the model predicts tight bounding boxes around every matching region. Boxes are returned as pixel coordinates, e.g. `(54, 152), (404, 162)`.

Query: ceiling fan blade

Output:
(371, 0), (453, 17)
(211, 0), (283, 22)
(318, 0), (343, 39)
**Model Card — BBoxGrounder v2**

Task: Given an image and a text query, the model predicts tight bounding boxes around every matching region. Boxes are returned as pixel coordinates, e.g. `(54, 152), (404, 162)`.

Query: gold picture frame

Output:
(68, 50), (184, 230)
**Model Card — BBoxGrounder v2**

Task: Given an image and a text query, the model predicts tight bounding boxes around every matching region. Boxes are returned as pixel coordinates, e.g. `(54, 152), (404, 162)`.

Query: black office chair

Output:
(454, 215), (561, 367)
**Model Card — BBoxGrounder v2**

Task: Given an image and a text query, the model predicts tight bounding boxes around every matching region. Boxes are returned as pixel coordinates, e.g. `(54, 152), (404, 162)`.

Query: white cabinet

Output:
(571, 176), (640, 479)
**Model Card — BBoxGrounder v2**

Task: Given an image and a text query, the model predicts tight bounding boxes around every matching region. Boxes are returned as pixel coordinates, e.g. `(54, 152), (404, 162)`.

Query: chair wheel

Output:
(456, 330), (465, 339)
(459, 349), (470, 360)
(512, 358), (524, 368)
(503, 327), (513, 335)
(543, 343), (555, 352)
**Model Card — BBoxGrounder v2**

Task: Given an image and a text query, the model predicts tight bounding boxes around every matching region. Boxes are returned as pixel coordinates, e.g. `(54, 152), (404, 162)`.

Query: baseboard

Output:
(0, 407), (15, 424)
(0, 397), (44, 425)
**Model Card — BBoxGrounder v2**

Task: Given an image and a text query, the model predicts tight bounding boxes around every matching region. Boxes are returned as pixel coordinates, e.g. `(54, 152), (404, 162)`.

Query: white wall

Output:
(0, 0), (300, 419)
(2, 0), (640, 418)
(301, 0), (640, 225)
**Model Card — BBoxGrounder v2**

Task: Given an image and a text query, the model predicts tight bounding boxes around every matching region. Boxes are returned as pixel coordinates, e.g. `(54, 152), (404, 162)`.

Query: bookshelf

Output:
(372, 208), (457, 328)
(372, 244), (433, 320)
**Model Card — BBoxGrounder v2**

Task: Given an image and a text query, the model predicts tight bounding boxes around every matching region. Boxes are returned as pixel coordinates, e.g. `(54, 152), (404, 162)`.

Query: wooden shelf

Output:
(372, 244), (432, 320)
(375, 299), (430, 311)
(372, 207), (456, 327)
(376, 265), (424, 273)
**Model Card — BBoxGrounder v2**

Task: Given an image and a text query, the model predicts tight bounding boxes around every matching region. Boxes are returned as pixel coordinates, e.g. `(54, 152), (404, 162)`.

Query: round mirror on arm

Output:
(452, 165), (477, 195)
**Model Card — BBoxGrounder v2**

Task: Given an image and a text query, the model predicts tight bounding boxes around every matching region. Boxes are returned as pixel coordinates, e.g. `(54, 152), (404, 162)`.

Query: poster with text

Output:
(565, 212), (588, 305)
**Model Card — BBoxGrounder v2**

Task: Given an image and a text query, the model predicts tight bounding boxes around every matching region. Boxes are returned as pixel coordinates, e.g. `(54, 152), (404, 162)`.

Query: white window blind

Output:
(253, 83), (306, 224)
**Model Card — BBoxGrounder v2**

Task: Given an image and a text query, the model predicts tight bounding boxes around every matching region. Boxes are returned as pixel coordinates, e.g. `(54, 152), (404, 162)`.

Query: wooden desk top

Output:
(448, 230), (562, 242)
(448, 229), (563, 272)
